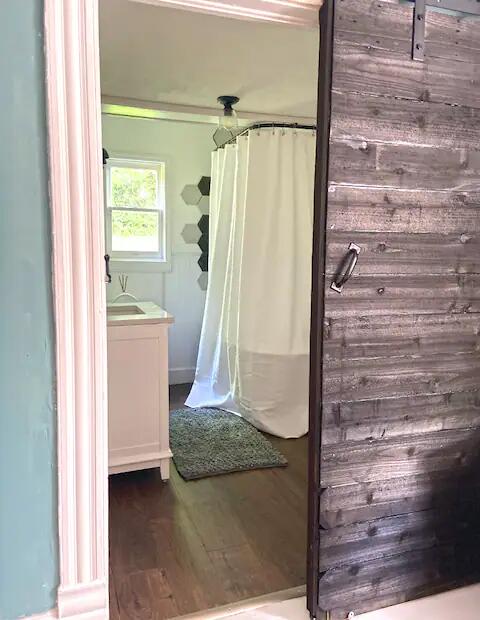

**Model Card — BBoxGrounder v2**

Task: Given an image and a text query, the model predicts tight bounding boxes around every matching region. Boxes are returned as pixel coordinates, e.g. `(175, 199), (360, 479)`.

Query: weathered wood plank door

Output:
(308, 1), (480, 618)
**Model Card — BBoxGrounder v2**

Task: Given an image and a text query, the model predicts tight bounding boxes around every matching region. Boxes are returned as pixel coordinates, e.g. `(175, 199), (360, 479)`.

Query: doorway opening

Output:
(100, 2), (319, 618)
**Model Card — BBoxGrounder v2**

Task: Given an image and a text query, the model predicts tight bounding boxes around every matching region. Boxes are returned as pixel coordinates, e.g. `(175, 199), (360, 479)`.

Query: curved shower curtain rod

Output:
(217, 121), (317, 149)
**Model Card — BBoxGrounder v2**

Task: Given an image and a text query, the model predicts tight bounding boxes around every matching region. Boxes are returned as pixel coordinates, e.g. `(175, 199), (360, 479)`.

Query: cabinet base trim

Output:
(108, 448), (172, 476)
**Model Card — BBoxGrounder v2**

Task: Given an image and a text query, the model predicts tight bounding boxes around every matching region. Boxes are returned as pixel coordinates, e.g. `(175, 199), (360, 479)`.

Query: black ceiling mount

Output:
(217, 95), (239, 116)
(412, 0), (480, 61)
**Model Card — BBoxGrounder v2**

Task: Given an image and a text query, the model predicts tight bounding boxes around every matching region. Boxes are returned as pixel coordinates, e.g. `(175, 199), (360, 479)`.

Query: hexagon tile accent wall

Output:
(197, 272), (208, 291)
(198, 176), (211, 196)
(181, 183), (202, 206)
(198, 195), (210, 215)
(198, 231), (209, 253)
(198, 252), (208, 272)
(180, 176), (211, 287)
(181, 223), (201, 245)
(213, 126), (233, 148)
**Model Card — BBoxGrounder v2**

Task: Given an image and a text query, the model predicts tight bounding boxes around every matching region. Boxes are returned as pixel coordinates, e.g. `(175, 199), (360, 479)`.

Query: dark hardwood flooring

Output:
(109, 384), (308, 619)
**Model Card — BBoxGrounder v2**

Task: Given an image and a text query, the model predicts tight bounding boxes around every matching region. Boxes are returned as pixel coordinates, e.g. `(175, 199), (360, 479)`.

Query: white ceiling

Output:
(99, 0), (319, 119)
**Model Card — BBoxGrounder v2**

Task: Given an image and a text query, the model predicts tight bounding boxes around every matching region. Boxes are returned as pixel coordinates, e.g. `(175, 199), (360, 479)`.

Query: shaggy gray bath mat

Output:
(170, 407), (288, 480)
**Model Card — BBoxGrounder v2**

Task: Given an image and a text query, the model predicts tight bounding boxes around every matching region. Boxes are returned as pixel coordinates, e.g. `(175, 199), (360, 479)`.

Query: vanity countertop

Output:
(107, 301), (174, 327)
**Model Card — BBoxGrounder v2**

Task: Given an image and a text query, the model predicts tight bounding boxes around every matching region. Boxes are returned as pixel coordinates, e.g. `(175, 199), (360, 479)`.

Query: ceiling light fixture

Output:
(214, 96), (240, 148)
(217, 95), (240, 129)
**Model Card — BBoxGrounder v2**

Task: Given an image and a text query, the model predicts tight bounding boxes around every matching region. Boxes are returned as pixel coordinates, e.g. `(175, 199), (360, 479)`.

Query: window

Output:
(105, 158), (167, 266)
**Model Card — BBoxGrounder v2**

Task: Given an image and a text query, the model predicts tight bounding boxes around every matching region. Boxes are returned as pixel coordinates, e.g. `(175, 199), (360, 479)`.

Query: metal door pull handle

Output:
(104, 254), (112, 284)
(330, 243), (360, 293)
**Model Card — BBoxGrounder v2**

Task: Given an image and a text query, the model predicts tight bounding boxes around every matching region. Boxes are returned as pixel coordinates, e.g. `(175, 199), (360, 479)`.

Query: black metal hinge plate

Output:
(412, 0), (426, 61)
(412, 0), (480, 61)
(430, 0), (480, 14)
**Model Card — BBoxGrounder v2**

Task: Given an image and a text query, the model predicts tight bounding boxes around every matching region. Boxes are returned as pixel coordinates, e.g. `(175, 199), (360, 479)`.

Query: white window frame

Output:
(104, 157), (170, 272)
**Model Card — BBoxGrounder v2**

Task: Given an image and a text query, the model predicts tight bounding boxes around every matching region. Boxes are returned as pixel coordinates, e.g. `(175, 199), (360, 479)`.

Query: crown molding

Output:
(128, 0), (320, 27)
(101, 95), (316, 126)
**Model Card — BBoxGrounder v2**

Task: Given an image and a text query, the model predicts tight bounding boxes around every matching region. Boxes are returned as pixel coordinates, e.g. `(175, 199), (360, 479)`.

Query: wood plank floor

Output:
(109, 384), (308, 620)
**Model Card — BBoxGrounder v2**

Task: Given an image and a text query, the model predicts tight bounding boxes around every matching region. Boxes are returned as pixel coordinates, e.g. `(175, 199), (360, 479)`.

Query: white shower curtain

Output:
(186, 127), (316, 438)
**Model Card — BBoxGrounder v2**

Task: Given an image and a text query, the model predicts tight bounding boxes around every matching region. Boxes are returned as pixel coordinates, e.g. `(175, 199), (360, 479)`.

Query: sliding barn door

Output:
(308, 1), (480, 618)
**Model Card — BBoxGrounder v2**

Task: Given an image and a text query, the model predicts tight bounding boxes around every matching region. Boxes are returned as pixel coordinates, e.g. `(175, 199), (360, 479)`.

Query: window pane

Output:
(110, 166), (159, 209)
(111, 209), (160, 252)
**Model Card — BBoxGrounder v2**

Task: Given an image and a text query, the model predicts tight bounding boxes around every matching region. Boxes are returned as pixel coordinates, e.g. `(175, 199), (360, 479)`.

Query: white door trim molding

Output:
(44, 0), (108, 618)
(42, 1), (317, 619)
(129, 0), (320, 27)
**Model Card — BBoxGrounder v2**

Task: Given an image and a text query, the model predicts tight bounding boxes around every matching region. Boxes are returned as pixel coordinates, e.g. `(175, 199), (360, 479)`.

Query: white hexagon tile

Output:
(198, 195), (210, 215)
(181, 184), (202, 205)
(213, 126), (233, 148)
(197, 272), (208, 291)
(181, 223), (201, 244)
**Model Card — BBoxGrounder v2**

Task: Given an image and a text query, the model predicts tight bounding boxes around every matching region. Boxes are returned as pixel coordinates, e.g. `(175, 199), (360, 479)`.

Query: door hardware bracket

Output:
(412, 0), (480, 61)
(412, 0), (426, 61)
(330, 242), (361, 294)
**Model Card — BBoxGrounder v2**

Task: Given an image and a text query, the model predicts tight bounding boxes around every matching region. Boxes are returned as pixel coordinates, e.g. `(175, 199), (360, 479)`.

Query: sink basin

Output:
(107, 304), (145, 316)
(107, 301), (173, 326)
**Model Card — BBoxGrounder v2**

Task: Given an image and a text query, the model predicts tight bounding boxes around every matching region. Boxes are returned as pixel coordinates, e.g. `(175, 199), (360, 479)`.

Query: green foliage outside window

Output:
(111, 166), (161, 209)
(112, 210), (158, 238)
(109, 164), (165, 250)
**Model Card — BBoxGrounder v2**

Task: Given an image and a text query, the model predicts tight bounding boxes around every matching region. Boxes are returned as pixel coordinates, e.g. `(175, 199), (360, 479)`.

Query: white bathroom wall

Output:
(102, 114), (213, 383)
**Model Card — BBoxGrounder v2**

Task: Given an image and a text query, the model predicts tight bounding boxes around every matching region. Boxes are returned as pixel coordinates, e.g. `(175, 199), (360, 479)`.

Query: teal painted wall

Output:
(0, 1), (59, 618)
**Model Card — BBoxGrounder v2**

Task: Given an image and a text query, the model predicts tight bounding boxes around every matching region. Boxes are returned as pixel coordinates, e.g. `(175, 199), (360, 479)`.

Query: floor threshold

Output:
(170, 585), (307, 620)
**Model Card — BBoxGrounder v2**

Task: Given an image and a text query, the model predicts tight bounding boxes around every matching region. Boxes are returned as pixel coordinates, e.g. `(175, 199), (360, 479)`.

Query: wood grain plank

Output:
(325, 312), (480, 349)
(335, 0), (411, 40)
(318, 1), (480, 614)
(180, 499), (248, 552)
(327, 186), (480, 235)
(326, 584), (465, 620)
(323, 390), (480, 425)
(318, 544), (480, 612)
(332, 35), (480, 109)
(109, 474), (164, 575)
(208, 543), (291, 603)
(115, 568), (179, 620)
(109, 568), (121, 620)
(320, 469), (480, 529)
(330, 140), (480, 191)
(321, 428), (480, 486)
(109, 403), (308, 618)
(331, 91), (480, 149)
(324, 274), (480, 317)
(323, 391), (480, 445)
(324, 349), (480, 403)
(319, 0), (480, 619)
(320, 507), (480, 571)
(325, 328), (480, 363)
(335, 0), (480, 61)
(327, 231), (480, 276)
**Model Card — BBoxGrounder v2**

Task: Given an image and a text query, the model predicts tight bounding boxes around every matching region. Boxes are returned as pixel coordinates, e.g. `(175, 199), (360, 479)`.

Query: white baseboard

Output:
(21, 610), (58, 620)
(169, 367), (195, 384)
(21, 581), (108, 620)
(57, 580), (108, 620)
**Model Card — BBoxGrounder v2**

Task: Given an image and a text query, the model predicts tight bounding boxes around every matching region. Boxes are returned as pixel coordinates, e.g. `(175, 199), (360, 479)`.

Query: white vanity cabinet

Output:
(107, 302), (174, 479)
